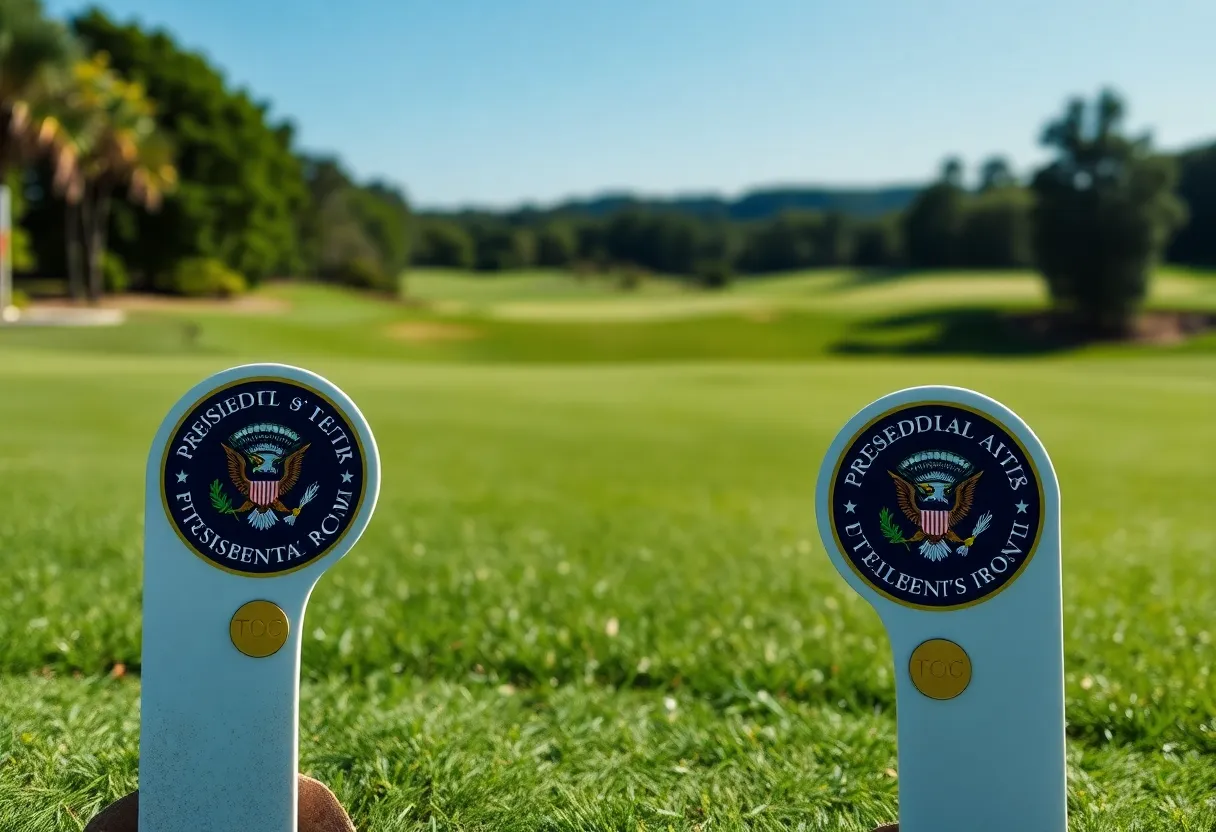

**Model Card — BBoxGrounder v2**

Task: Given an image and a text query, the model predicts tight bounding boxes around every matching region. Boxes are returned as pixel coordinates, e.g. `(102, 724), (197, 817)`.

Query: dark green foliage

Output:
(738, 211), (856, 272)
(346, 182), (411, 276)
(329, 256), (394, 293)
(534, 221), (577, 267)
(958, 188), (1033, 268)
(738, 214), (815, 272)
(574, 219), (608, 264)
(550, 186), (919, 220)
(468, 221), (534, 271)
(978, 156), (1017, 192)
(70, 9), (307, 285)
(101, 251), (127, 292)
(298, 155), (410, 287)
(413, 220), (475, 269)
(154, 256), (246, 297)
(902, 159), (967, 267)
(10, 7), (1212, 302)
(0, 0), (78, 179)
(694, 259), (732, 290)
(407, 126), (1209, 280)
(604, 210), (703, 274)
(1031, 90), (1187, 335)
(6, 170), (34, 271)
(1168, 142), (1216, 266)
(853, 217), (904, 266)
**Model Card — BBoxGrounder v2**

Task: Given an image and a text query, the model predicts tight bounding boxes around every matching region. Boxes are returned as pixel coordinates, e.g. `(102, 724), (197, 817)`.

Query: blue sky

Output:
(43, 0), (1216, 210)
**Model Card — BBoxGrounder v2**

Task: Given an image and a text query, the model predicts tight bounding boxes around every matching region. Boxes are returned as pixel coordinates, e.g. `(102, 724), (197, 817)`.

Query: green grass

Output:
(1, 269), (1215, 830)
(5, 267), (1216, 363)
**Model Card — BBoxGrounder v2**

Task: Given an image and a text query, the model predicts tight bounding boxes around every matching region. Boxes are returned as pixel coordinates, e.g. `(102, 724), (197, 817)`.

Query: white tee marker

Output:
(816, 386), (1065, 832)
(141, 364), (380, 832)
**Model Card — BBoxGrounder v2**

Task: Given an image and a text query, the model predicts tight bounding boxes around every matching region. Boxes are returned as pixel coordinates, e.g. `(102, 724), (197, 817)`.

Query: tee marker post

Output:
(141, 364), (380, 832)
(816, 386), (1065, 832)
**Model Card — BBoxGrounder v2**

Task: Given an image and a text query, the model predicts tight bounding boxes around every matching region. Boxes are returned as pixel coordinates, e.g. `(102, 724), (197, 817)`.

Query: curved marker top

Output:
(814, 386), (1066, 832)
(816, 385), (1058, 617)
(140, 363), (381, 832)
(150, 362), (381, 586)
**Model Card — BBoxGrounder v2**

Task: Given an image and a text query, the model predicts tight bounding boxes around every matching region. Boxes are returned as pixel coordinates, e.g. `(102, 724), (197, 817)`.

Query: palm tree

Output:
(59, 53), (176, 302)
(0, 0), (76, 179)
(0, 0), (77, 311)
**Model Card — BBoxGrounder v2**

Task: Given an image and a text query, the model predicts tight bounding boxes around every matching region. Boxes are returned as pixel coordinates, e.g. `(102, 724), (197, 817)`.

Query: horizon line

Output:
(416, 179), (932, 215)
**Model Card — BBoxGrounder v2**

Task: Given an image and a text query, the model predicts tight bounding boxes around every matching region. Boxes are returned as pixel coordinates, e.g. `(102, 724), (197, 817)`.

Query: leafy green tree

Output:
(1168, 142), (1216, 266)
(941, 156), (964, 188)
(351, 181), (410, 276)
(298, 160), (407, 292)
(903, 157), (967, 268)
(738, 213), (816, 272)
(1031, 90), (1187, 335)
(314, 189), (380, 279)
(0, 0), (77, 308)
(535, 221), (577, 267)
(816, 212), (855, 265)
(0, 0), (76, 184)
(574, 219), (608, 266)
(296, 155), (350, 276)
(738, 211), (856, 272)
(468, 220), (533, 271)
(59, 53), (177, 301)
(958, 187), (1032, 268)
(413, 220), (474, 269)
(644, 214), (699, 274)
(72, 10), (307, 285)
(5, 170), (34, 271)
(852, 216), (903, 266)
(978, 156), (1016, 192)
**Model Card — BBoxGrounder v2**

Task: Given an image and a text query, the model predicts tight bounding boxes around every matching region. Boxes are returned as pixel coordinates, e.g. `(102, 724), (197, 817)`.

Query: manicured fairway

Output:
(1, 270), (1214, 830)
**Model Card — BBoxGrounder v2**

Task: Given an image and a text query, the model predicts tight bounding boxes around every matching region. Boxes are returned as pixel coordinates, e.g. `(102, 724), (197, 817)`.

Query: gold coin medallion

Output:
(230, 600), (290, 658)
(908, 639), (972, 700)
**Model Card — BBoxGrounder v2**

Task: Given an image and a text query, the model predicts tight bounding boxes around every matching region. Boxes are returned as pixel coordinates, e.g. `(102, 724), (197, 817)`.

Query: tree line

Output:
(4, 1), (1212, 336)
(416, 141), (1211, 286)
(411, 95), (1207, 335)
(412, 160), (1028, 282)
(7, 1), (409, 300)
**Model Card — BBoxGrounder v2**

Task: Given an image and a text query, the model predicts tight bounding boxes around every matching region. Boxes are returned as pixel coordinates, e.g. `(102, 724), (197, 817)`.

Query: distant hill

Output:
(426, 185), (924, 222)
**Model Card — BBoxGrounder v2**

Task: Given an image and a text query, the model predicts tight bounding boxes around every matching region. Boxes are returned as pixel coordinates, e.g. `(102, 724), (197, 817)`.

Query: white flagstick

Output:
(815, 386), (1065, 832)
(141, 364), (380, 832)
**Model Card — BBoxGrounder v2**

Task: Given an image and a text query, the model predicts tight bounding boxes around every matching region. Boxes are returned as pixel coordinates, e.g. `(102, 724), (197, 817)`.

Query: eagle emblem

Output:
(878, 450), (993, 561)
(209, 422), (320, 530)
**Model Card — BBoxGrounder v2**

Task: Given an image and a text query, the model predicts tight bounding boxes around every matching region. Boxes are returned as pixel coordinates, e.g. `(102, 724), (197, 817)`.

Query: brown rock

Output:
(872, 825), (898, 831)
(297, 775), (357, 832)
(85, 774), (355, 832)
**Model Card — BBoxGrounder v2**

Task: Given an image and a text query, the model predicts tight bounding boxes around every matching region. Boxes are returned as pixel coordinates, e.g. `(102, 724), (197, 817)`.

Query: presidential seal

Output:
(828, 402), (1043, 609)
(161, 378), (367, 576)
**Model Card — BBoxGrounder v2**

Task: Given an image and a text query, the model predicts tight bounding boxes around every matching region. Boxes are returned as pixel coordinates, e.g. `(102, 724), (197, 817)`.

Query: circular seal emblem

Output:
(828, 402), (1043, 610)
(161, 378), (367, 576)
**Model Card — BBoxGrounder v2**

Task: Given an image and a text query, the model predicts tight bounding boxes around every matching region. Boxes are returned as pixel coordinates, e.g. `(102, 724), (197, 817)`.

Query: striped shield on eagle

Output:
(221, 423), (314, 530)
(887, 450), (990, 562)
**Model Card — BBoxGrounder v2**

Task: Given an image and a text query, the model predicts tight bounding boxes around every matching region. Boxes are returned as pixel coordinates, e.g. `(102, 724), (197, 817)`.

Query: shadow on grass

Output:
(831, 306), (1077, 356)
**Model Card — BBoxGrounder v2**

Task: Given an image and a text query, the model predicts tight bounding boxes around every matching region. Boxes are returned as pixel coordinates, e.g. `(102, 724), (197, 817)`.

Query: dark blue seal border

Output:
(159, 376), (368, 577)
(827, 401), (1044, 611)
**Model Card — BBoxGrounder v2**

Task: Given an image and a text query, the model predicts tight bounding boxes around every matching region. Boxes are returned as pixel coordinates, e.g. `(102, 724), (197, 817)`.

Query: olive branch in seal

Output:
(878, 507), (910, 549)
(209, 479), (239, 517)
